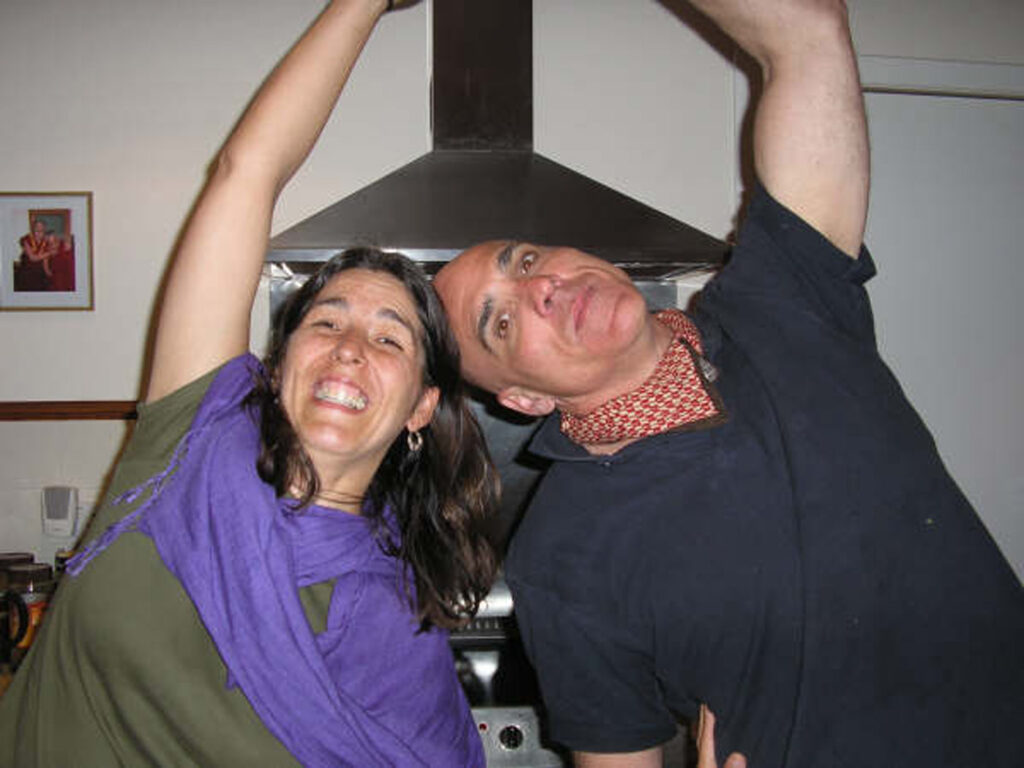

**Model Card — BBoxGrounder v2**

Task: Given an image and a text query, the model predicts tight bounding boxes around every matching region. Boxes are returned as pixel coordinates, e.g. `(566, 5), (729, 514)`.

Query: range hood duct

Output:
(267, 0), (727, 279)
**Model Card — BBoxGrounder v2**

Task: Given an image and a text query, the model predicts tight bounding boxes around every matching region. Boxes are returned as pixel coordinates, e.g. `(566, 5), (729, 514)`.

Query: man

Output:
(435, 1), (1024, 767)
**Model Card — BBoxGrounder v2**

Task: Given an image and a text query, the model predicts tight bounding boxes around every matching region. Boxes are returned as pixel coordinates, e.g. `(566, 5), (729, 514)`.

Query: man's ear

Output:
(497, 387), (557, 417)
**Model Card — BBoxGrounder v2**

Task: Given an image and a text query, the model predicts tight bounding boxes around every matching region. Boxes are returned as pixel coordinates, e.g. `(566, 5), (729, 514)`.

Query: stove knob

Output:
(498, 724), (524, 750)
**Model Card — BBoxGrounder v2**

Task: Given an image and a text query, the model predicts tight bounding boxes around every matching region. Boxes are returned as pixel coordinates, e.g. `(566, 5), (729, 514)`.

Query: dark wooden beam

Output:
(0, 400), (138, 421)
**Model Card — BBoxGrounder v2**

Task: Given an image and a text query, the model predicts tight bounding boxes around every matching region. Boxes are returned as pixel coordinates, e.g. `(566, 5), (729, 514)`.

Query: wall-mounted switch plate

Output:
(41, 486), (78, 538)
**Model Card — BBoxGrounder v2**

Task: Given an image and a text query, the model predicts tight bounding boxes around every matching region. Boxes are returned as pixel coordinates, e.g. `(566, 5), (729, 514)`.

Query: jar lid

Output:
(7, 563), (53, 588)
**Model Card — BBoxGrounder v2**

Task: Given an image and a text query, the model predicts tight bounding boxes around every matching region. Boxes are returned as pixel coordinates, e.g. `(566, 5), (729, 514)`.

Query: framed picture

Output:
(0, 192), (94, 311)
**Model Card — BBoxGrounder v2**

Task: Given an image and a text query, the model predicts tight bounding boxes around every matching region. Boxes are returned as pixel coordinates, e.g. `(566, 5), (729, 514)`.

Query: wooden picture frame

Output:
(0, 192), (94, 310)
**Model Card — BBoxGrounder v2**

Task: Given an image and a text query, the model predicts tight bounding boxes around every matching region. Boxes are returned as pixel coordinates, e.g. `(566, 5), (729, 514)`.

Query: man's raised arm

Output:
(690, 0), (869, 256)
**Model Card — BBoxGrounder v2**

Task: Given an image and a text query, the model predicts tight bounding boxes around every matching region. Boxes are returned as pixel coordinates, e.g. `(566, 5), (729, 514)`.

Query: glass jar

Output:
(54, 548), (76, 579)
(7, 563), (54, 663)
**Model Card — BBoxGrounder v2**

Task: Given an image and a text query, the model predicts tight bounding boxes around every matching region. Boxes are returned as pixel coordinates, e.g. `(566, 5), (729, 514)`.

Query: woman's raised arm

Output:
(146, 0), (394, 402)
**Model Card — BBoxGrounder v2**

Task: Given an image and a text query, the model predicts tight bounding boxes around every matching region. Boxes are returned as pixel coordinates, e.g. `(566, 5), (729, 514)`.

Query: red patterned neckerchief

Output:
(560, 309), (727, 446)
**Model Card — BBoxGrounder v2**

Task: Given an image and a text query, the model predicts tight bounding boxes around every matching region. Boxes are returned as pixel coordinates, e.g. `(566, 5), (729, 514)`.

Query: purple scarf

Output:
(69, 355), (481, 767)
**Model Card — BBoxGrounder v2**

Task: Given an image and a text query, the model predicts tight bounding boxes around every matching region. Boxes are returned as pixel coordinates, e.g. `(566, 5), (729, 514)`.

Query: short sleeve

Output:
(701, 184), (878, 348)
(81, 364), (222, 539)
(511, 579), (678, 753)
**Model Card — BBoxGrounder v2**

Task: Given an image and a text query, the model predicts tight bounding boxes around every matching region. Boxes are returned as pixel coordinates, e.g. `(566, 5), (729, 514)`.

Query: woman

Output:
(0, 1), (498, 766)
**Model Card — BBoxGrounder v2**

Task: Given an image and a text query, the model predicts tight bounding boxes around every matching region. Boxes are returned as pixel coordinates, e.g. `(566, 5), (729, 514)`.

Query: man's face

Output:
(434, 241), (655, 416)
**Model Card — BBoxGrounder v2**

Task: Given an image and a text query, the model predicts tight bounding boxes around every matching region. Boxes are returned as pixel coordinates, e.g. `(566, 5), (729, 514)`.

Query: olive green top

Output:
(0, 368), (332, 767)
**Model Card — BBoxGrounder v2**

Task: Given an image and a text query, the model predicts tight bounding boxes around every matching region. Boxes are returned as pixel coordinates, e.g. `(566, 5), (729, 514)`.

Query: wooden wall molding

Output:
(0, 400), (137, 421)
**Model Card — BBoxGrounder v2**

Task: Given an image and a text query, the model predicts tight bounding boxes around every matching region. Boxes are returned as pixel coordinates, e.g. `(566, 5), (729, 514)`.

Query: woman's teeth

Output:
(314, 383), (367, 410)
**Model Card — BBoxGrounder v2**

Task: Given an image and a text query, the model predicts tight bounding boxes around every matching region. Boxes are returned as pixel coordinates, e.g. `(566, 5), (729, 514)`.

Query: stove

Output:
(451, 577), (566, 767)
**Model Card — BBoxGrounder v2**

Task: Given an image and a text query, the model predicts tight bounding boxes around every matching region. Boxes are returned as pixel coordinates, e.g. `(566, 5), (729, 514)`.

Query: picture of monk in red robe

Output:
(13, 211), (75, 292)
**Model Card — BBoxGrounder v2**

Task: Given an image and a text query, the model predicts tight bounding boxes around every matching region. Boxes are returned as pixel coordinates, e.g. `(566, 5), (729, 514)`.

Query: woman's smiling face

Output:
(277, 268), (439, 496)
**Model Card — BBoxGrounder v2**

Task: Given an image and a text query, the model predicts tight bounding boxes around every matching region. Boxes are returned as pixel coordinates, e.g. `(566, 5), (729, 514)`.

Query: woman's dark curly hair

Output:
(247, 248), (500, 629)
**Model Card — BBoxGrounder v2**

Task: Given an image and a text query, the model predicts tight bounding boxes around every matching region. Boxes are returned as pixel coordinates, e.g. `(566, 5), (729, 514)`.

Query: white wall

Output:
(1, 0), (1021, 575)
(863, 90), (1024, 579)
(0, 0), (429, 401)
(535, 0), (739, 240)
(849, 0), (1024, 64)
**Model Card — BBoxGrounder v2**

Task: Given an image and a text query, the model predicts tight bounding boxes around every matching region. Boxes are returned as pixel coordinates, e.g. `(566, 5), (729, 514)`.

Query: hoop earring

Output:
(407, 429), (424, 453)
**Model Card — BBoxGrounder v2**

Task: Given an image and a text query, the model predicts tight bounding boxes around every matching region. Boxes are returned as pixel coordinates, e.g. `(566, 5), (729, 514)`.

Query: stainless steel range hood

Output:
(266, 0), (727, 280)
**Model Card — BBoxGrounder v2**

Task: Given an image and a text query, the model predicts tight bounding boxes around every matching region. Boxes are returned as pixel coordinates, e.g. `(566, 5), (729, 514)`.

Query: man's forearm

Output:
(685, 0), (869, 255)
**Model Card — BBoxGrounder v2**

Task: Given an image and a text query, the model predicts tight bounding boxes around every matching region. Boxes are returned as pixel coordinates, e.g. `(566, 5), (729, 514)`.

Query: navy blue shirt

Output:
(506, 186), (1024, 767)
